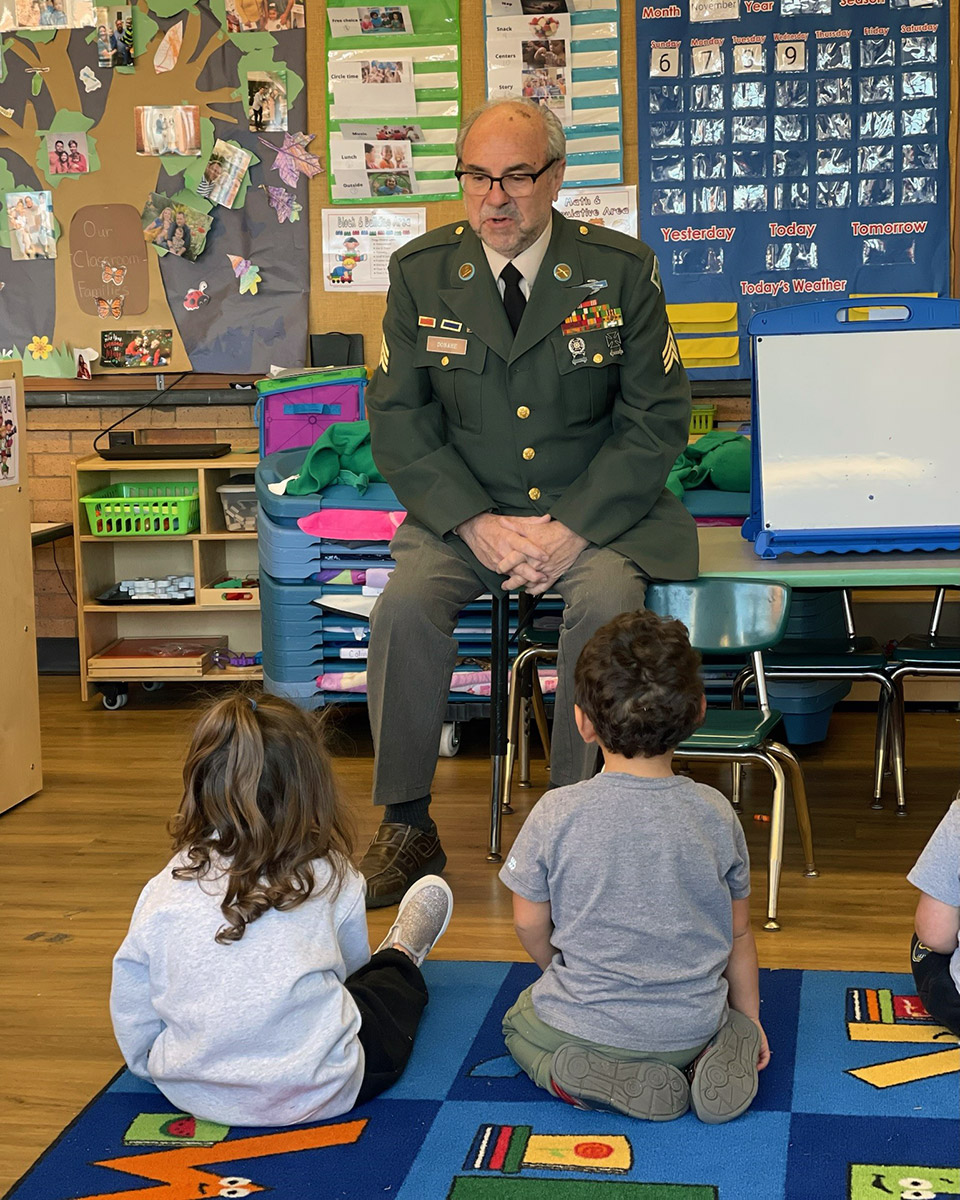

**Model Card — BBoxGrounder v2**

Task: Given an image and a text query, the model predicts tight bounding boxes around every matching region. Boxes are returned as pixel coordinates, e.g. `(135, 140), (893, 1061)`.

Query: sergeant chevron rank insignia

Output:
(662, 327), (680, 375)
(379, 334), (390, 374)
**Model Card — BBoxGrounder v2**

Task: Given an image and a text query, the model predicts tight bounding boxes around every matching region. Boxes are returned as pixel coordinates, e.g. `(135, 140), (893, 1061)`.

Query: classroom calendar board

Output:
(634, 0), (952, 380)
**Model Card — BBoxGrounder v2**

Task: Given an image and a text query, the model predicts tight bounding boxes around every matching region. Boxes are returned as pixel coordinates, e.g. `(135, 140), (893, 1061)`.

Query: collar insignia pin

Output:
(554, 262), (572, 282)
(458, 262), (475, 281)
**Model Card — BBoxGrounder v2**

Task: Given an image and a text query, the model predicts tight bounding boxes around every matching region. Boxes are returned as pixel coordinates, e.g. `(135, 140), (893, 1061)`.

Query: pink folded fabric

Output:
(317, 667), (559, 697)
(297, 509), (406, 540)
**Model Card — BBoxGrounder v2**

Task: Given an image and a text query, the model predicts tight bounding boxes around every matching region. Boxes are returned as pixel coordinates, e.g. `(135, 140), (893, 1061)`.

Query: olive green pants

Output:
(502, 985), (709, 1095)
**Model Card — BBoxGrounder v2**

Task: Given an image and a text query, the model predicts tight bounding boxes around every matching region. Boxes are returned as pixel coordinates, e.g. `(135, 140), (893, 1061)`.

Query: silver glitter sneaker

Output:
(374, 875), (454, 967)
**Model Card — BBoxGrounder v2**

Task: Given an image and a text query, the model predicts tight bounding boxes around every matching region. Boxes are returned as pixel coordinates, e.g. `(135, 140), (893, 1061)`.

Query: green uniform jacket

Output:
(365, 211), (699, 583)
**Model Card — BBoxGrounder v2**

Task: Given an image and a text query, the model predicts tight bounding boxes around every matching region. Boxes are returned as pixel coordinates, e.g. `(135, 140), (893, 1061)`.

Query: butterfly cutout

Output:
(95, 296), (125, 319)
(101, 262), (127, 285)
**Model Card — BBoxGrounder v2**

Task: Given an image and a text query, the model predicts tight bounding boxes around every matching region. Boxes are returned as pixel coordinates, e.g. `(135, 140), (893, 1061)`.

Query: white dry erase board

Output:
(747, 298), (960, 557)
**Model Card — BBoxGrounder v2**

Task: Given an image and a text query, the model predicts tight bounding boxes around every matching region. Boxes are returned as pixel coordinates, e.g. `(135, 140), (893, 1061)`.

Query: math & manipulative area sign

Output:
(634, 0), (950, 378)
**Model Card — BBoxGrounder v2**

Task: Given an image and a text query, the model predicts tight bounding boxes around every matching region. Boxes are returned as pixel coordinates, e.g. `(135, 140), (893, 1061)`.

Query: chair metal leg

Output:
(730, 668), (751, 812)
(888, 668), (908, 815)
(872, 683), (889, 809)
(767, 741), (817, 877)
(487, 595), (510, 862)
(518, 696), (532, 788)
(530, 654), (554, 770)
(500, 645), (550, 820)
(756, 749), (788, 931)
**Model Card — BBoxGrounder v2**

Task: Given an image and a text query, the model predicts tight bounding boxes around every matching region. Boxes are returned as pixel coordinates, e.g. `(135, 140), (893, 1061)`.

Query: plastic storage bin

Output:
(255, 369), (366, 457)
(79, 482), (200, 537)
(217, 483), (258, 532)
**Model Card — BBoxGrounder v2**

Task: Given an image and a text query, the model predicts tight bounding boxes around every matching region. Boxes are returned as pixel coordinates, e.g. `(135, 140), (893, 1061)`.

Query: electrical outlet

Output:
(108, 431), (136, 448)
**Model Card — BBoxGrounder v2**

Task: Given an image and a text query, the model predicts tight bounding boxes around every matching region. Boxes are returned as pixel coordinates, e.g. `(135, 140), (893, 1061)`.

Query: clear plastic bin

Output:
(217, 483), (258, 532)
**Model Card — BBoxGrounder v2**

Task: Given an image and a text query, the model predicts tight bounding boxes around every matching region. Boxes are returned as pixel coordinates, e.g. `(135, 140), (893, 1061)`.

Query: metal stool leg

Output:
(487, 594), (509, 862)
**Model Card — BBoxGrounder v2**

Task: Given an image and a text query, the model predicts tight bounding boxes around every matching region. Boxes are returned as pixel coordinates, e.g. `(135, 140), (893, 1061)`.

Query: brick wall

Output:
(26, 404), (257, 639)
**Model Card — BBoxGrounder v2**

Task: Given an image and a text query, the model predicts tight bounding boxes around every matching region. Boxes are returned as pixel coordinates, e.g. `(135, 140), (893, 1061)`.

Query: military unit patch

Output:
(560, 299), (624, 336)
(662, 326), (680, 374)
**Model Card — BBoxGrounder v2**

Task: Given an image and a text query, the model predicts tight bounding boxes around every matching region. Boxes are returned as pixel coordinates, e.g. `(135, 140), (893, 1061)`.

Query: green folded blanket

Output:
(285, 421), (385, 496)
(667, 431), (751, 498)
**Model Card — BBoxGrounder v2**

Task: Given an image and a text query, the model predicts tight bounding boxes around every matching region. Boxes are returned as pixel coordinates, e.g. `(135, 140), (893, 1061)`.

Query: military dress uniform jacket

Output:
(365, 211), (699, 582)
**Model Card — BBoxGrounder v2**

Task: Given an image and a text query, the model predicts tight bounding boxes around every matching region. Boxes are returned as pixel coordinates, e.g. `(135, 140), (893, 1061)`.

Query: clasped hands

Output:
(456, 512), (587, 596)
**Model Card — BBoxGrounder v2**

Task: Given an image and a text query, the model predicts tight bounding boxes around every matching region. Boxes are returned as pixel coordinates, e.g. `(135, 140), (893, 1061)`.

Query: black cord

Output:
(51, 537), (76, 606)
(92, 372), (190, 454)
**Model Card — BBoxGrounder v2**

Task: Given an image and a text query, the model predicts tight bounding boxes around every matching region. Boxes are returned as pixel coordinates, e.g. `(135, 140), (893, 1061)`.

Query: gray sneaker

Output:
(374, 875), (453, 967)
(689, 1010), (760, 1124)
(550, 1045), (690, 1121)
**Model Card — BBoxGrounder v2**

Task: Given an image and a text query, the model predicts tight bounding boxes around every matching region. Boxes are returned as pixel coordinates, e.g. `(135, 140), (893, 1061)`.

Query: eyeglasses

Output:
(455, 159), (558, 198)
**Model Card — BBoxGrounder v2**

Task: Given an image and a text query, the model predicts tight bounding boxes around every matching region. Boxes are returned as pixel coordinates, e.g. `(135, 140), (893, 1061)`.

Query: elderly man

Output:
(361, 97), (697, 907)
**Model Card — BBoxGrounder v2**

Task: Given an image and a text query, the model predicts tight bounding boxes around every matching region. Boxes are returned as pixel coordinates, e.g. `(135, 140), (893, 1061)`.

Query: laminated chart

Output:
(635, 0), (951, 379)
(326, 0), (461, 203)
(485, 0), (623, 188)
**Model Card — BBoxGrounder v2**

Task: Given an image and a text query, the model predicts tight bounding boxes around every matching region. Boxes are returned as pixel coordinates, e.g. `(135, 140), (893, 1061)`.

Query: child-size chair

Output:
(500, 577), (819, 930)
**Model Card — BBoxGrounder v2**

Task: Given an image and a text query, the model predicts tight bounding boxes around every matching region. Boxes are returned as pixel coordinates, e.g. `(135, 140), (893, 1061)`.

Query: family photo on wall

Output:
(134, 106), (202, 156)
(141, 192), (212, 260)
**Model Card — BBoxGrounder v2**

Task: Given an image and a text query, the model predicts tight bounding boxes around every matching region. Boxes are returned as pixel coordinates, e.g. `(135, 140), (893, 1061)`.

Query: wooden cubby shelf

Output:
(72, 454), (263, 705)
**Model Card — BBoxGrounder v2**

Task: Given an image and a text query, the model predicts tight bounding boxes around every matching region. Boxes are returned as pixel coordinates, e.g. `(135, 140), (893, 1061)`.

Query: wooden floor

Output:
(1, 676), (957, 1191)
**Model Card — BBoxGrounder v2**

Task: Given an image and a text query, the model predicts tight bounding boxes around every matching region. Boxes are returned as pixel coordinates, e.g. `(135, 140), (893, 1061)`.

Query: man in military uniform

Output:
(361, 98), (698, 907)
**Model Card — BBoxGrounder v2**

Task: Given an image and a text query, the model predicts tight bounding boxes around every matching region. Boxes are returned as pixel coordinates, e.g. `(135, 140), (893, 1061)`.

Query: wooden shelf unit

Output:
(72, 454), (262, 702)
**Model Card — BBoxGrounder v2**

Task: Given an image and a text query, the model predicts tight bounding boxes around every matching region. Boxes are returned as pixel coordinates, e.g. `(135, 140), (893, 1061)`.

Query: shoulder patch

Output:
(650, 254), (662, 293)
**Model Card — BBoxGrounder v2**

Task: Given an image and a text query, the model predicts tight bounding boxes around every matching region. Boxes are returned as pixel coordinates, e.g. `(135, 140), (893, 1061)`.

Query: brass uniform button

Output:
(522, 447), (535, 460)
(441, 356), (449, 366)
(579, 225), (589, 234)
(455, 225), (464, 234)
(528, 487), (541, 501)
(592, 353), (603, 364)
(517, 405), (530, 419)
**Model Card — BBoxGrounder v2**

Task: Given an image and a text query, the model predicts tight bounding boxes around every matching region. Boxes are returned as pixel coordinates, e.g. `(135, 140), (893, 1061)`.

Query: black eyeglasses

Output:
(455, 159), (559, 198)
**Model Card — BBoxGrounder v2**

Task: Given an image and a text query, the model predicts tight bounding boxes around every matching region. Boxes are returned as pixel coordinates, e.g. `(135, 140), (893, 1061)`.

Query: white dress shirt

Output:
(481, 220), (553, 302)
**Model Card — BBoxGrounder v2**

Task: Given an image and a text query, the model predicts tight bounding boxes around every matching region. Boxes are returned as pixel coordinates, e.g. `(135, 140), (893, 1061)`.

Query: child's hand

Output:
(753, 1019), (771, 1070)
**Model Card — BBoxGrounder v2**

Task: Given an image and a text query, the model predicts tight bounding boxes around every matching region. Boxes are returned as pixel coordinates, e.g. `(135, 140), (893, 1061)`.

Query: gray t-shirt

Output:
(907, 798), (960, 993)
(499, 773), (751, 1051)
(111, 850), (370, 1126)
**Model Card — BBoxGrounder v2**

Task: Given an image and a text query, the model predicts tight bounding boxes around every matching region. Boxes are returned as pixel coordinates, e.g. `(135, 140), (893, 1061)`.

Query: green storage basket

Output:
(79, 482), (201, 537)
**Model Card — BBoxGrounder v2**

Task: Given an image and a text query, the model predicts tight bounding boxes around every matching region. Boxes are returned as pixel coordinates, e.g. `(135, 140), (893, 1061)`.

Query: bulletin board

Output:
(634, 0), (956, 380)
(0, 0), (311, 377)
(484, 0), (624, 188)
(324, 0), (461, 204)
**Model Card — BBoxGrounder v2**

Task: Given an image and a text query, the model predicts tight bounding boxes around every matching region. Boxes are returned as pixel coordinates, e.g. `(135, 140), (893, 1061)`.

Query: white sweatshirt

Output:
(110, 850), (370, 1126)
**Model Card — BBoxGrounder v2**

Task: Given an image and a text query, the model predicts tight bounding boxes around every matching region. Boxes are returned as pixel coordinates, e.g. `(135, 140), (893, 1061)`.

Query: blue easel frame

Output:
(743, 297), (960, 559)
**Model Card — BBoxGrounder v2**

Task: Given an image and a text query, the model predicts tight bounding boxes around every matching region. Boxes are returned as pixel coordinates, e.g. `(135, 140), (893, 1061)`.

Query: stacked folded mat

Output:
(256, 447), (562, 712)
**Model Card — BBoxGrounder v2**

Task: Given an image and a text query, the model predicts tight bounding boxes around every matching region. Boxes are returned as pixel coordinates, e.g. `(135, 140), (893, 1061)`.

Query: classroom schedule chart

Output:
(634, 0), (950, 379)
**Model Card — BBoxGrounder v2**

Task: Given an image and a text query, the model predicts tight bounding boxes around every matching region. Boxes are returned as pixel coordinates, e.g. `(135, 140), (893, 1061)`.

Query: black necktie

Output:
(500, 262), (526, 336)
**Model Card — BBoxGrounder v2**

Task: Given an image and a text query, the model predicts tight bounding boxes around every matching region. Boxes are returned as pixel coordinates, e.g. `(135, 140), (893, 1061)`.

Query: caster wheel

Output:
(141, 681), (164, 693)
(101, 689), (129, 710)
(438, 722), (461, 757)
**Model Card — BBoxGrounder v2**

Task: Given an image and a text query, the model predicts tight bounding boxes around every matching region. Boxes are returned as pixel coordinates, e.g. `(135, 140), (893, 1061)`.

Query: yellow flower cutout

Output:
(28, 335), (53, 360)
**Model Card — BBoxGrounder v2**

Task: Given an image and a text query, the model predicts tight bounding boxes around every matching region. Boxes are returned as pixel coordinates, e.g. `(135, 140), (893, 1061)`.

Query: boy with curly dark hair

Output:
(500, 608), (769, 1123)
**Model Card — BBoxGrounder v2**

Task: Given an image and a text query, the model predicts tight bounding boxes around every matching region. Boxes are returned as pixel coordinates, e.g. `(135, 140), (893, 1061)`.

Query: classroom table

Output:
(30, 521), (73, 547)
(698, 525), (960, 587)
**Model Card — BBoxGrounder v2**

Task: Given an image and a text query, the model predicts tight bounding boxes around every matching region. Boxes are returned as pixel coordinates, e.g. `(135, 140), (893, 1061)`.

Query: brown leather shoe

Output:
(359, 821), (447, 909)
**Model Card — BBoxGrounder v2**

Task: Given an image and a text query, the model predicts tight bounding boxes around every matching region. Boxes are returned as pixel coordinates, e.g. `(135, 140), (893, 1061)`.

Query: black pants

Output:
(911, 934), (960, 1037)
(346, 948), (429, 1105)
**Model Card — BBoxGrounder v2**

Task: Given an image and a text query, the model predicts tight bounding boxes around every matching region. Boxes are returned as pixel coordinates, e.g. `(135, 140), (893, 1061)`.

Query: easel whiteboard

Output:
(755, 327), (960, 534)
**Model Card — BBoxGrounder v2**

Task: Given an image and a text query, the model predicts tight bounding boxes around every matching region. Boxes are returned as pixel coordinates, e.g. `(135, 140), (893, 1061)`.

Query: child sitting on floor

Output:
(110, 692), (452, 1126)
(499, 609), (770, 1123)
(907, 796), (960, 1036)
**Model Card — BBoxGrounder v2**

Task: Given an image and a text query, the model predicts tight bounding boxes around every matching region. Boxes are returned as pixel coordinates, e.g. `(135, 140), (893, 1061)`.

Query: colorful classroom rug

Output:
(5, 965), (958, 1200)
